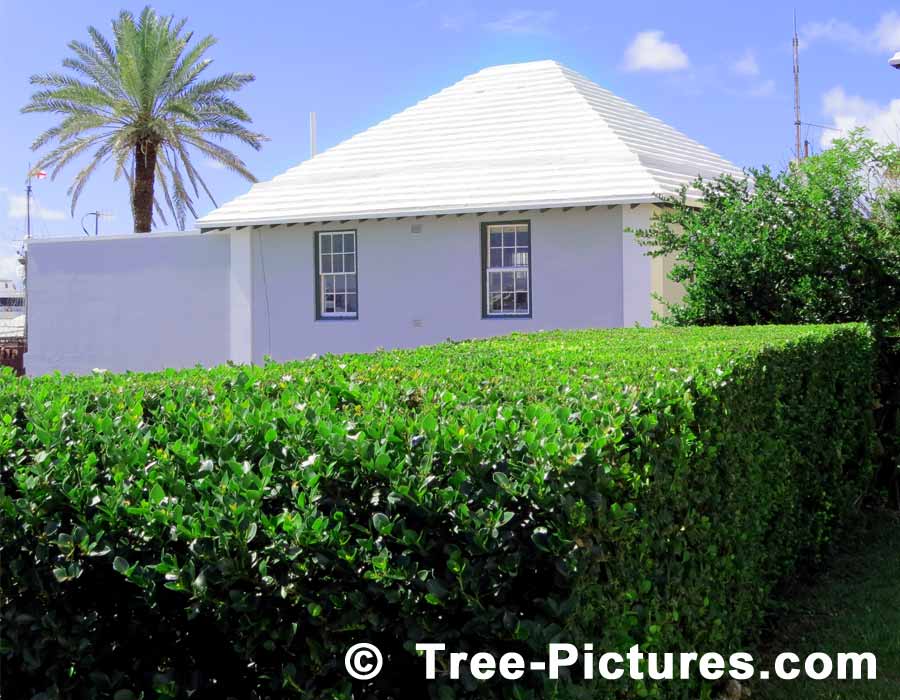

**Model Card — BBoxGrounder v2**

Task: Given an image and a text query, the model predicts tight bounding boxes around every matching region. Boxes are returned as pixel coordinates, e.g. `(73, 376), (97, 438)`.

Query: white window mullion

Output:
(318, 230), (358, 319)
(484, 223), (531, 316)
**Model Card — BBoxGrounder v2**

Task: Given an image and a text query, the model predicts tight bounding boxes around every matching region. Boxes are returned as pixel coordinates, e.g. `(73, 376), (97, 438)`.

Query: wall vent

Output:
(410, 223), (423, 235)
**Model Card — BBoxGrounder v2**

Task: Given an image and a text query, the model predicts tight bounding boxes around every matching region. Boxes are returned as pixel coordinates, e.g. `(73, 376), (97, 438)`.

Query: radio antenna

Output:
(793, 11), (803, 161)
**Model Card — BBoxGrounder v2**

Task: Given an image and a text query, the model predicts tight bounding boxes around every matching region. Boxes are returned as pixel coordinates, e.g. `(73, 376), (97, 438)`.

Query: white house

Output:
(25, 60), (740, 375)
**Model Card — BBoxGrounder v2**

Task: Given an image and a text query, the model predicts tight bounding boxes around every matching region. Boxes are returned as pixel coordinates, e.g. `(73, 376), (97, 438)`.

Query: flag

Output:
(34, 170), (47, 180)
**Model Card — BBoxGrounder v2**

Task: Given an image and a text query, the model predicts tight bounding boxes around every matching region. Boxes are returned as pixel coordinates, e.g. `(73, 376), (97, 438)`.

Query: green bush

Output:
(1, 325), (876, 699)
(635, 133), (900, 333)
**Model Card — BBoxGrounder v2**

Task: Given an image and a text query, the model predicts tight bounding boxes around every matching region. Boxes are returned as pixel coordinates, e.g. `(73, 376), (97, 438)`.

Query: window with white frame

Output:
(483, 222), (531, 316)
(317, 230), (358, 318)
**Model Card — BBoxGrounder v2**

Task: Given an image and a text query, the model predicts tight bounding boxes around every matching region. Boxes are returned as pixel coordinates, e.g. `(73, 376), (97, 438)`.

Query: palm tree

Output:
(22, 6), (266, 233)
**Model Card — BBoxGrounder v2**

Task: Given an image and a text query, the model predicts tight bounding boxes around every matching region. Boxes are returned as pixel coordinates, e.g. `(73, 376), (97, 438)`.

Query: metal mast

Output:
(25, 168), (32, 239)
(793, 12), (802, 161)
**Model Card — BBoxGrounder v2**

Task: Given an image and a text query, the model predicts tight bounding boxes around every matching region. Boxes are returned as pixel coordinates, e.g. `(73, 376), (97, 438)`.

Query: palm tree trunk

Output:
(132, 141), (158, 233)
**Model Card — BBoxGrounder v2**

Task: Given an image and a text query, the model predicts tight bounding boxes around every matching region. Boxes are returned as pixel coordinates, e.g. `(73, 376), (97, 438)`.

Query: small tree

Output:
(635, 133), (900, 333)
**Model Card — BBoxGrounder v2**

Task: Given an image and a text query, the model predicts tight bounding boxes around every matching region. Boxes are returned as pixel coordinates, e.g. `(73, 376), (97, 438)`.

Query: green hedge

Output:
(0, 325), (876, 699)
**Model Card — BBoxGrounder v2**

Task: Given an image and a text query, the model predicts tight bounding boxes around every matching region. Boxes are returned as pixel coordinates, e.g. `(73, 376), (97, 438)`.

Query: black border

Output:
(480, 220), (533, 319)
(314, 228), (359, 321)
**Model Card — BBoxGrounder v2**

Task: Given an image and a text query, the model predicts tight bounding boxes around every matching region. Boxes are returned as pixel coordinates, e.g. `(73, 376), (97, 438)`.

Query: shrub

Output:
(634, 133), (900, 333)
(1, 325), (876, 699)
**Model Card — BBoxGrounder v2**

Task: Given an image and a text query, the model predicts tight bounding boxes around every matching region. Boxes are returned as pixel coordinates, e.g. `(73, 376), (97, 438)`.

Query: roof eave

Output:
(196, 194), (677, 230)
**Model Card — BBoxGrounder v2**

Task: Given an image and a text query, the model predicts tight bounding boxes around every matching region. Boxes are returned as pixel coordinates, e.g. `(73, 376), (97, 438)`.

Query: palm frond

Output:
(87, 26), (116, 65)
(23, 85), (118, 116)
(169, 34), (216, 90)
(34, 133), (111, 179)
(30, 112), (116, 150)
(160, 147), (199, 225)
(179, 73), (255, 102)
(111, 142), (132, 182)
(67, 142), (114, 214)
(152, 162), (177, 229)
(65, 38), (122, 97)
(182, 134), (258, 182)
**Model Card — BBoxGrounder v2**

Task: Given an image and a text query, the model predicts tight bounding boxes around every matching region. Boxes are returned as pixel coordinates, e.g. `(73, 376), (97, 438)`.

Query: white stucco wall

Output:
(24, 205), (658, 374)
(26, 232), (231, 375)
(621, 204), (654, 327)
(245, 207), (634, 363)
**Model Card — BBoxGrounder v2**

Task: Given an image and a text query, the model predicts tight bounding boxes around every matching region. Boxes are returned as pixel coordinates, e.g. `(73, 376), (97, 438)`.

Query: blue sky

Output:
(1, 1), (898, 278)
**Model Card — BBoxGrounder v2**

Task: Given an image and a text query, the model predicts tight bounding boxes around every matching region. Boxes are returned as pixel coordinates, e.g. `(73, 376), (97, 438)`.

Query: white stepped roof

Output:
(198, 60), (741, 228)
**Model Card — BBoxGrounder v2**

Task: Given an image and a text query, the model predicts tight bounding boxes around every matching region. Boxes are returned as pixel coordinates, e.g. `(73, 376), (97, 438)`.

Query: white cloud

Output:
(724, 50), (772, 98)
(623, 30), (689, 72)
(801, 19), (866, 50)
(1, 188), (67, 221)
(802, 11), (900, 54)
(484, 9), (556, 35)
(0, 240), (23, 282)
(874, 11), (900, 52)
(733, 50), (760, 77)
(820, 86), (900, 147)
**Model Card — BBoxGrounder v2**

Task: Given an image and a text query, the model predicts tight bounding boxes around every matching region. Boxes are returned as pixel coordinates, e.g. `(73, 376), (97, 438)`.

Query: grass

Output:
(757, 510), (900, 699)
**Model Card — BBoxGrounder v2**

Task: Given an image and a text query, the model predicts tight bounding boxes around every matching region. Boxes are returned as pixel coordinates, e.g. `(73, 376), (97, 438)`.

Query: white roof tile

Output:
(198, 60), (741, 228)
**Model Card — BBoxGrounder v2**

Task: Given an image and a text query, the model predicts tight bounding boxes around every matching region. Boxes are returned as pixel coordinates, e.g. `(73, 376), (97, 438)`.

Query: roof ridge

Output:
(549, 62), (652, 185)
(475, 59), (562, 72)
(557, 63), (740, 192)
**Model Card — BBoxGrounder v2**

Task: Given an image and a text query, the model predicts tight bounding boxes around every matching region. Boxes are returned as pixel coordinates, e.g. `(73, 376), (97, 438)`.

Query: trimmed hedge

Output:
(1, 325), (876, 699)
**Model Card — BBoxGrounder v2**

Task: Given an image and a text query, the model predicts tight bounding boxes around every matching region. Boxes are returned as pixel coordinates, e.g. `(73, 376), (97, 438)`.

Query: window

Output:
(483, 222), (531, 316)
(316, 230), (358, 319)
